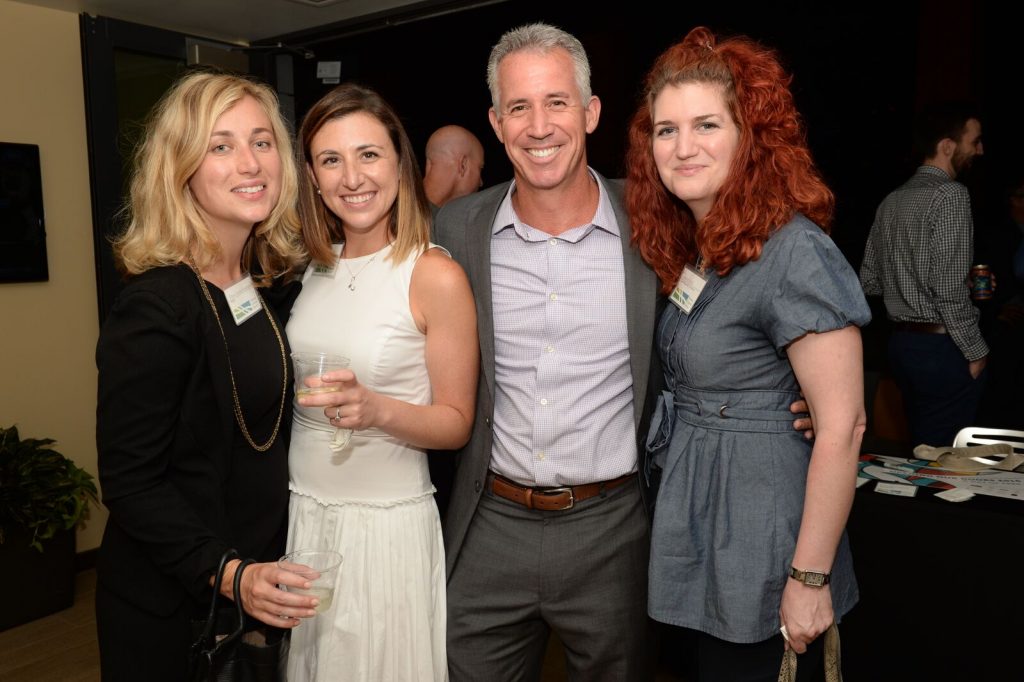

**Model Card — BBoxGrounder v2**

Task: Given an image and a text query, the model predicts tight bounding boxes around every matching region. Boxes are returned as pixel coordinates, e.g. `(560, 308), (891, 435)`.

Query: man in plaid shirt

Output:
(860, 102), (987, 447)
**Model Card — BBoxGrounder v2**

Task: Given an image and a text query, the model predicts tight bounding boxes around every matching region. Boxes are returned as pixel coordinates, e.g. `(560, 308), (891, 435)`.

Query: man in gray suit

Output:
(435, 24), (815, 680)
(434, 23), (659, 680)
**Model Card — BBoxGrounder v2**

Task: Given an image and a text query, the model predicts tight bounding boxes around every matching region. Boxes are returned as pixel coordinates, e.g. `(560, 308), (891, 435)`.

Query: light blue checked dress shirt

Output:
(488, 171), (637, 487)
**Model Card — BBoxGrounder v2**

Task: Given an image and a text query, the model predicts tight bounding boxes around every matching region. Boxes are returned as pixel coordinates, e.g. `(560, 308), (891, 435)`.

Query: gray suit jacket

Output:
(434, 173), (661, 578)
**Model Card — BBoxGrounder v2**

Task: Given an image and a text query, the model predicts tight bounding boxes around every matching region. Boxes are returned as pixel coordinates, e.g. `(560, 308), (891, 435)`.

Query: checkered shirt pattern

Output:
(860, 165), (988, 361)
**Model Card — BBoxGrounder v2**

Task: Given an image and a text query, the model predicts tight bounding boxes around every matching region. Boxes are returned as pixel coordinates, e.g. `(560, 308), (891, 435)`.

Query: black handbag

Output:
(189, 549), (287, 682)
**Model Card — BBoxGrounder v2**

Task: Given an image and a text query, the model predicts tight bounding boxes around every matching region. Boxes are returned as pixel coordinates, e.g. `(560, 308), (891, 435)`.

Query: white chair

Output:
(953, 427), (1024, 454)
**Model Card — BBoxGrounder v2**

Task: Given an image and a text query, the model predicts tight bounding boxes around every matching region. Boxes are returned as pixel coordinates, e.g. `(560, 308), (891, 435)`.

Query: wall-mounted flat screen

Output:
(0, 142), (48, 283)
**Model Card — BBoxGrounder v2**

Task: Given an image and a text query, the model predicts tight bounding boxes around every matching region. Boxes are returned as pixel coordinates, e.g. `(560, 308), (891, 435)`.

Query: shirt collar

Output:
(918, 164), (953, 180)
(492, 168), (621, 241)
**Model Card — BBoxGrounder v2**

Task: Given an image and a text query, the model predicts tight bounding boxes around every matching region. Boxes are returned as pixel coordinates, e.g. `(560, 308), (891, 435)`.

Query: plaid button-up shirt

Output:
(860, 165), (988, 361)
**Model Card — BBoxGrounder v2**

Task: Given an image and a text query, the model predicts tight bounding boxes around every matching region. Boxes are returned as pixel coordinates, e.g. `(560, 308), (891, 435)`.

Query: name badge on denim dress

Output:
(669, 264), (708, 314)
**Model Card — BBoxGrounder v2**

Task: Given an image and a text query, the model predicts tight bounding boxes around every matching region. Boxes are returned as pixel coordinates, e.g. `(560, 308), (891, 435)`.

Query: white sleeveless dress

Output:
(284, 243), (447, 682)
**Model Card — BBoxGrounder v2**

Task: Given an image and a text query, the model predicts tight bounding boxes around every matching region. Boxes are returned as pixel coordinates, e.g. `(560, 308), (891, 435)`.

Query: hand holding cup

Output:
(277, 549), (343, 615)
(291, 352), (350, 396)
(292, 352), (352, 449)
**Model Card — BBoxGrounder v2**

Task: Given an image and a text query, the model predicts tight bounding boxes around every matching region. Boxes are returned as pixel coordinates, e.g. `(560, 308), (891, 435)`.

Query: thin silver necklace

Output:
(339, 245), (379, 291)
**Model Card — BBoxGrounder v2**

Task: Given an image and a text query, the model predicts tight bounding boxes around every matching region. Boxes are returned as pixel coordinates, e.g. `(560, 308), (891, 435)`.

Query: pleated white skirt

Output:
(284, 490), (448, 682)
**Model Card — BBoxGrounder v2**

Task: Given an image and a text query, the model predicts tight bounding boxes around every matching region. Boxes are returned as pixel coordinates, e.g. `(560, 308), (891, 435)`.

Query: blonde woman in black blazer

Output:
(95, 70), (312, 680)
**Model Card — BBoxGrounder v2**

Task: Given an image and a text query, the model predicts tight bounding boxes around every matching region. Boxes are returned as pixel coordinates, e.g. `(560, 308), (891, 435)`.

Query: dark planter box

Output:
(0, 527), (75, 631)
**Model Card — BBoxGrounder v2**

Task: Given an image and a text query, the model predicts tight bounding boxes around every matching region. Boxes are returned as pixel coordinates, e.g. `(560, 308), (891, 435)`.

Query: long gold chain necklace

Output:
(189, 260), (288, 452)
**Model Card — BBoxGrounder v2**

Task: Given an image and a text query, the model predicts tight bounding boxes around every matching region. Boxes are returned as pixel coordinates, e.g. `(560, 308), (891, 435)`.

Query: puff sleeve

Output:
(759, 220), (871, 353)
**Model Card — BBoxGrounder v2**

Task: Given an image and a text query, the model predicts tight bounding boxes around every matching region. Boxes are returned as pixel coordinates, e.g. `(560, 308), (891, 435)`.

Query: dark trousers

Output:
(888, 330), (986, 446)
(696, 630), (826, 682)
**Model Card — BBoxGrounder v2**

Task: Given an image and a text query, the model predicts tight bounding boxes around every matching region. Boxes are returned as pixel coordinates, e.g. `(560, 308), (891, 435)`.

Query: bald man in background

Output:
(424, 126), (484, 517)
(423, 125), (485, 211)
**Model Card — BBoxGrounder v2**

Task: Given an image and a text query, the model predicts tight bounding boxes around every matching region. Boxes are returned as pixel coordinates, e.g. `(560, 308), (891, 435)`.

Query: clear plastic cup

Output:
(277, 549), (343, 614)
(291, 352), (349, 397)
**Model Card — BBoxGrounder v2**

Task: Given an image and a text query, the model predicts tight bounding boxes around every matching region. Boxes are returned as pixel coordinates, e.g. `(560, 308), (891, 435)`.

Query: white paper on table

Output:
(909, 469), (1024, 501)
(875, 481), (918, 497)
(935, 488), (976, 503)
(858, 454), (1024, 501)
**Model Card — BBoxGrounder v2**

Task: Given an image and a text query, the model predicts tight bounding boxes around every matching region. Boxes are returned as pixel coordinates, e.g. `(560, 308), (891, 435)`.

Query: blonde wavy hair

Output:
(297, 83), (431, 266)
(113, 69), (304, 283)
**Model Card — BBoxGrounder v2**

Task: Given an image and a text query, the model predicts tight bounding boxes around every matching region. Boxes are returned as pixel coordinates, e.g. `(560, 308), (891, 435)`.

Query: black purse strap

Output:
(191, 548), (259, 672)
(192, 544), (238, 651)
(206, 557), (256, 660)
(195, 549), (239, 648)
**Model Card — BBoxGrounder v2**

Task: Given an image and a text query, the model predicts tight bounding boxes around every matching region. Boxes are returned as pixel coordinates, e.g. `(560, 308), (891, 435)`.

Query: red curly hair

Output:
(626, 27), (834, 293)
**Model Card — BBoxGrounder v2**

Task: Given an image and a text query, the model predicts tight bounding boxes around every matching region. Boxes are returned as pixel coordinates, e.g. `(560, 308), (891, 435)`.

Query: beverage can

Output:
(970, 265), (992, 300)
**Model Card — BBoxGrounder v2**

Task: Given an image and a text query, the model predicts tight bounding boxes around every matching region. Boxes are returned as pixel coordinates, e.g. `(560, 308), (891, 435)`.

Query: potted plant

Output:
(0, 425), (99, 631)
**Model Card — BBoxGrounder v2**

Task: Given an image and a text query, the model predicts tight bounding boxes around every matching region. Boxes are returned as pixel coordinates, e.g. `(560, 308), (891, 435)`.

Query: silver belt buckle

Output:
(538, 486), (574, 509)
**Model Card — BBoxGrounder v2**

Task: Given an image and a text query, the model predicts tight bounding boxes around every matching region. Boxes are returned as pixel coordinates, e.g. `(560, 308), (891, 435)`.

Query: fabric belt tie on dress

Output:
(671, 387), (802, 429)
(645, 386), (805, 484)
(892, 321), (947, 334)
(486, 471), (636, 511)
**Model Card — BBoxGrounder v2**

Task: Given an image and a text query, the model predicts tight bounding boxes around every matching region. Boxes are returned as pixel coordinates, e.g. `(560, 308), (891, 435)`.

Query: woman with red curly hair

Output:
(627, 27), (870, 678)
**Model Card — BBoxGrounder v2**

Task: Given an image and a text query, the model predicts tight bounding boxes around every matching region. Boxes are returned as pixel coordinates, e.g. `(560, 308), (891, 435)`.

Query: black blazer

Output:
(95, 264), (296, 616)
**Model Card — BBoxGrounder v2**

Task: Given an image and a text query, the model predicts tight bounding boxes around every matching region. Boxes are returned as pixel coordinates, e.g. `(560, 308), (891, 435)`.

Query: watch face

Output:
(790, 567), (829, 586)
(805, 572), (826, 587)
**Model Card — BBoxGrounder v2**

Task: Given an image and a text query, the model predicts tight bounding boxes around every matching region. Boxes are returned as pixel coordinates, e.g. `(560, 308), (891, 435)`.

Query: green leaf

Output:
(0, 425), (99, 553)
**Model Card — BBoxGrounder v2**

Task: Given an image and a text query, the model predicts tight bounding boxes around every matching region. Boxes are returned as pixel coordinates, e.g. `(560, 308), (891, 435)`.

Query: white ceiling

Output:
(8, 0), (438, 44)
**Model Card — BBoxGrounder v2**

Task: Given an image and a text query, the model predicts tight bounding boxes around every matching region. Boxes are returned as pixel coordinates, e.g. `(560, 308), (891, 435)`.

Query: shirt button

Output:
(545, 345), (555, 353)
(549, 293), (557, 301)
(537, 452), (546, 461)
(540, 398), (548, 406)
(548, 238), (557, 246)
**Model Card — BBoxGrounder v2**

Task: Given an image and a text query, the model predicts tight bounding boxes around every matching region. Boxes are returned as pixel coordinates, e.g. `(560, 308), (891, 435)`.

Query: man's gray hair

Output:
(486, 23), (592, 112)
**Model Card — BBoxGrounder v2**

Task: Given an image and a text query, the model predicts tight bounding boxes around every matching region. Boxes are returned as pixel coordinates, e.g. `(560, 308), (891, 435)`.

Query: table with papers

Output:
(843, 454), (1024, 680)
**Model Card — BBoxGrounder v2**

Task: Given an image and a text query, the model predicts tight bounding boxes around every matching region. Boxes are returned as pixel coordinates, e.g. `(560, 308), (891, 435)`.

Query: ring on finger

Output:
(780, 625), (790, 642)
(335, 407), (342, 421)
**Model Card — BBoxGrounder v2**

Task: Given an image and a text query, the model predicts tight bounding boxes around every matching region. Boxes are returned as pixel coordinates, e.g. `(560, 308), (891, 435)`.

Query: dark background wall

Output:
(269, 0), (1017, 371)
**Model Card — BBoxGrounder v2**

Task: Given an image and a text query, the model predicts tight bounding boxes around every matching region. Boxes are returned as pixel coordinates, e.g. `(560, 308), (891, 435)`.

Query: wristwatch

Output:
(789, 566), (830, 587)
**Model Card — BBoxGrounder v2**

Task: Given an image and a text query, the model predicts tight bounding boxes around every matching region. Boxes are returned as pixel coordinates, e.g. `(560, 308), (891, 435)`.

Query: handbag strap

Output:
(194, 549), (240, 651)
(205, 557), (256, 659)
(778, 622), (843, 682)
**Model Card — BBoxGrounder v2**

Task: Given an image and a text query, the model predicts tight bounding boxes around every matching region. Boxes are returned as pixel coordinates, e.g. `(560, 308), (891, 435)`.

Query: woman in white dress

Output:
(284, 83), (478, 681)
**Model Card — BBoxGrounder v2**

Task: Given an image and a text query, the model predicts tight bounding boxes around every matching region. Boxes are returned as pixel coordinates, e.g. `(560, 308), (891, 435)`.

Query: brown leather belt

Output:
(893, 321), (947, 334)
(486, 471), (636, 511)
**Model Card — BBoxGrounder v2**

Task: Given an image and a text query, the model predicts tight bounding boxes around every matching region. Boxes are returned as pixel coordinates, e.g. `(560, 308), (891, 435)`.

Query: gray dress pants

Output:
(447, 479), (655, 681)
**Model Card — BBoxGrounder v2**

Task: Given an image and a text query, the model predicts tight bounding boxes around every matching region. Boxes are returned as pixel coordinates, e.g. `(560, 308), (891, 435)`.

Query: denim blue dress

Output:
(646, 215), (871, 643)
